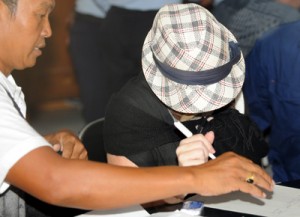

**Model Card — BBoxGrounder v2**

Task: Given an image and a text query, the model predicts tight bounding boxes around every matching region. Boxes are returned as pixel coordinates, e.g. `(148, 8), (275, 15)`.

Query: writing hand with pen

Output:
(175, 119), (216, 167)
(164, 122), (216, 204)
(176, 131), (215, 167)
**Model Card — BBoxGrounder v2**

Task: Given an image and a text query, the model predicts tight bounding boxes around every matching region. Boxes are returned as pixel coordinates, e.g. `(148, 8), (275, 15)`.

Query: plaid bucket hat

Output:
(142, 3), (245, 114)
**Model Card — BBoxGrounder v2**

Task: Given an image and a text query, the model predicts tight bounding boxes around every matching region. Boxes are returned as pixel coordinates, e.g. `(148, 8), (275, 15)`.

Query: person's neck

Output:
(0, 70), (6, 77)
(0, 66), (11, 77)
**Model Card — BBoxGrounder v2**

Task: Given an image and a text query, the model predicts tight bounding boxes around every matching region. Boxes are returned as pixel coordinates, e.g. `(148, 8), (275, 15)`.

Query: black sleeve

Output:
(103, 76), (181, 166)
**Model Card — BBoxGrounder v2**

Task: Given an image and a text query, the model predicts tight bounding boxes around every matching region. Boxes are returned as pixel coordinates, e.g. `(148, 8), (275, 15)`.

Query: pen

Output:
(174, 121), (216, 160)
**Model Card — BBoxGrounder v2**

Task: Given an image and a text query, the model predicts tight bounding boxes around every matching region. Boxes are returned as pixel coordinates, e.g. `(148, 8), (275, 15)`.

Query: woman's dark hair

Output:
(2, 0), (18, 14)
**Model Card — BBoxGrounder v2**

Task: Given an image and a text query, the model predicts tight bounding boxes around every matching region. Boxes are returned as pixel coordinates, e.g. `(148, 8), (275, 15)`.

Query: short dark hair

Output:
(2, 0), (18, 14)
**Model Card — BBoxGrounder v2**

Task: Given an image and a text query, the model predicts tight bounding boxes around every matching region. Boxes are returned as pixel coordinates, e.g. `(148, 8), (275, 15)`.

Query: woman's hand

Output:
(176, 131), (215, 167)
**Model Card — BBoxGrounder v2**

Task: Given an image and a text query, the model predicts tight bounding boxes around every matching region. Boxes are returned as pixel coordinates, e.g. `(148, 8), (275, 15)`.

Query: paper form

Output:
(150, 211), (201, 216)
(76, 204), (149, 217)
(188, 184), (300, 217)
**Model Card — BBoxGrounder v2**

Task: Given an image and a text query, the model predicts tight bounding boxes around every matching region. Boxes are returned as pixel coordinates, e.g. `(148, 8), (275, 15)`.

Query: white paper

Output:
(76, 204), (149, 217)
(188, 185), (300, 217)
(150, 210), (203, 217)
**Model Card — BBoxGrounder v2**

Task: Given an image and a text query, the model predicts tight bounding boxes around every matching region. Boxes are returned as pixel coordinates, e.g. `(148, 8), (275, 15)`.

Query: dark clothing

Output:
(104, 73), (180, 166)
(104, 73), (268, 166)
(99, 7), (158, 116)
(69, 12), (108, 122)
(244, 21), (300, 182)
(212, 0), (248, 25)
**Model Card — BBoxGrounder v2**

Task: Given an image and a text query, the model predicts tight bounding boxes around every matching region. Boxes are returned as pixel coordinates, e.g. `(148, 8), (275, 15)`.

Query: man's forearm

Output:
(6, 147), (273, 210)
(6, 147), (194, 210)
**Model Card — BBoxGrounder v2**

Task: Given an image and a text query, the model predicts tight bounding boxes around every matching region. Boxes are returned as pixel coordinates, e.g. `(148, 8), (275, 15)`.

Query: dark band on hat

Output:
(152, 42), (241, 85)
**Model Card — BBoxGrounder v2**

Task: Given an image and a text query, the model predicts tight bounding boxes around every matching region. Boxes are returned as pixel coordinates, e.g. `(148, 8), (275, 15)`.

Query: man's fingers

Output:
(238, 160), (274, 191)
(233, 159), (274, 195)
(52, 144), (61, 152)
(194, 152), (274, 197)
(79, 151), (88, 160)
(61, 142), (73, 158)
(246, 170), (274, 192)
(237, 179), (267, 199)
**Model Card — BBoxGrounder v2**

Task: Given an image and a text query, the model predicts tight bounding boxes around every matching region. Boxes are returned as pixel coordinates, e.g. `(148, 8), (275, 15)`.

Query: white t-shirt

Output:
(0, 72), (51, 194)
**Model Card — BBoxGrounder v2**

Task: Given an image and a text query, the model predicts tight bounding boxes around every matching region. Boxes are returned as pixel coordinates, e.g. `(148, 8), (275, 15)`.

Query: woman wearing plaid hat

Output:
(104, 3), (268, 195)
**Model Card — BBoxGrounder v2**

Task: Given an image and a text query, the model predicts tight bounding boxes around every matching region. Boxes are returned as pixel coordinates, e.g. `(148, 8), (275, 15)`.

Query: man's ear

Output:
(0, 1), (8, 20)
(0, 1), (13, 39)
(0, 1), (14, 21)
(0, 1), (5, 22)
(0, 0), (7, 11)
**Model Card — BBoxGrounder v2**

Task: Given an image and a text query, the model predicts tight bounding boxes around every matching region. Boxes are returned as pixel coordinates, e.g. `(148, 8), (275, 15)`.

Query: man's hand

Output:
(44, 130), (88, 160)
(191, 152), (274, 198)
(176, 131), (215, 167)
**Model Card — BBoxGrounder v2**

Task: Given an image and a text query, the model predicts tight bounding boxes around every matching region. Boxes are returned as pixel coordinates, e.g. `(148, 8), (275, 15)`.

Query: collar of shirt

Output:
(0, 72), (26, 118)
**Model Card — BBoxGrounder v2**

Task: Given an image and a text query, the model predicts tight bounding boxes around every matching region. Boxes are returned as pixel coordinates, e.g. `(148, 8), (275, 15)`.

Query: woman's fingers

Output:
(177, 140), (210, 166)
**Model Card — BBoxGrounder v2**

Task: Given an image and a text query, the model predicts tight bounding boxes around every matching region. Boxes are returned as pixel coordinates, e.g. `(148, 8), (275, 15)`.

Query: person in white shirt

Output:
(0, 0), (274, 216)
